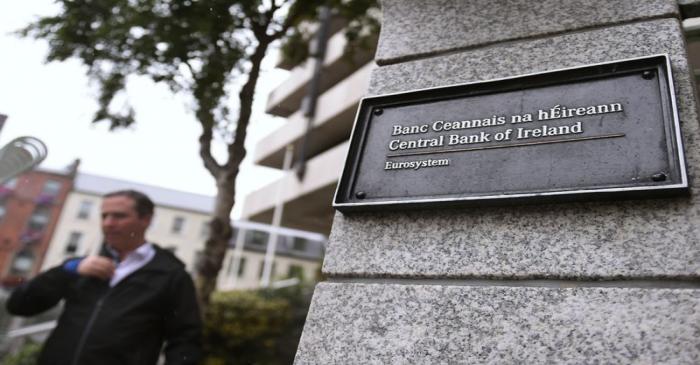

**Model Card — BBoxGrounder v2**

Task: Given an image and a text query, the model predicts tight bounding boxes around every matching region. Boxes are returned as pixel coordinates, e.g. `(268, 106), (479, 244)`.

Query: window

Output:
(292, 237), (307, 251)
(199, 221), (210, 238)
(65, 231), (82, 255)
(225, 255), (235, 277)
(225, 255), (246, 278)
(42, 180), (62, 196)
(245, 230), (269, 246)
(259, 260), (276, 279)
(237, 257), (246, 277)
(28, 208), (50, 231)
(3, 178), (17, 189)
(77, 200), (93, 220)
(288, 264), (304, 279)
(171, 216), (185, 234)
(11, 249), (35, 275)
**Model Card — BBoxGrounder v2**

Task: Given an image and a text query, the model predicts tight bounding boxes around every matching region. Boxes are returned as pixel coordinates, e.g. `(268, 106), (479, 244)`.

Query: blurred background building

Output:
(215, 220), (325, 290)
(241, 19), (378, 235)
(38, 171), (326, 290)
(0, 163), (76, 286)
(0, 158), (326, 355)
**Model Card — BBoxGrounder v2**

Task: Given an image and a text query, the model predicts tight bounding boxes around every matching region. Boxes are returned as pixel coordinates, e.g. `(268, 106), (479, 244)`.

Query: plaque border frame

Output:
(333, 54), (688, 212)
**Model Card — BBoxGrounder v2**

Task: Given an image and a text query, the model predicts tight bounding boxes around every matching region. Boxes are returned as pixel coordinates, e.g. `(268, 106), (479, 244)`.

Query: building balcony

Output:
(34, 193), (55, 206)
(275, 16), (349, 70)
(19, 230), (43, 245)
(255, 62), (374, 169)
(242, 141), (350, 234)
(265, 29), (376, 117)
(0, 186), (12, 198)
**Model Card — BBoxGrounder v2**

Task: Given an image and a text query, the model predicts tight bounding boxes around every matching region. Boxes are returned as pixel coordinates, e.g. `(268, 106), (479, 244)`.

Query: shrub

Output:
(203, 285), (314, 365)
(0, 341), (41, 365)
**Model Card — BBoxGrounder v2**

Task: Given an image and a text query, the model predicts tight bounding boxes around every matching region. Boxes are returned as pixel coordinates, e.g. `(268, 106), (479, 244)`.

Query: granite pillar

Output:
(296, 1), (700, 363)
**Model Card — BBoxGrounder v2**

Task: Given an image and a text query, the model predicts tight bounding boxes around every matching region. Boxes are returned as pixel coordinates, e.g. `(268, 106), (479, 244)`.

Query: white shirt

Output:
(108, 243), (156, 287)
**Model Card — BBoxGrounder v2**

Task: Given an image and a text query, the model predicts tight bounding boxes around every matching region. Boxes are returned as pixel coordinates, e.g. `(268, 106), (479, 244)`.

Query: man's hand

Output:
(77, 256), (116, 280)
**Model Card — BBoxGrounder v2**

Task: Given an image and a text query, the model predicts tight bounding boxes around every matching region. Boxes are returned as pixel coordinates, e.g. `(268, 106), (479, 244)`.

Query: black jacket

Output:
(6, 245), (202, 365)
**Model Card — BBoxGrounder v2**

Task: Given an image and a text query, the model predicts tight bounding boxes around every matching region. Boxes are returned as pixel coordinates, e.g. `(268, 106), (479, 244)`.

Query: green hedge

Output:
(203, 285), (314, 365)
(0, 341), (41, 365)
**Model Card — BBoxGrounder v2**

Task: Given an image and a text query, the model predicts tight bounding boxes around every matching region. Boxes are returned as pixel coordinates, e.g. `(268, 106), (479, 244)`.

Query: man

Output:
(6, 190), (202, 365)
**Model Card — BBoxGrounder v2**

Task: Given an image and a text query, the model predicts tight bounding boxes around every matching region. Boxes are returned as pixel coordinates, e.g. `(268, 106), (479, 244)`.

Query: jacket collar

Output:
(137, 244), (186, 273)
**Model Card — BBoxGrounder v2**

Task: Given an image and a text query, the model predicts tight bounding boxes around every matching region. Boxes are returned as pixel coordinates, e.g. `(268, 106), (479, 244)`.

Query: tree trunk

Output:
(195, 172), (236, 311)
(194, 39), (271, 312)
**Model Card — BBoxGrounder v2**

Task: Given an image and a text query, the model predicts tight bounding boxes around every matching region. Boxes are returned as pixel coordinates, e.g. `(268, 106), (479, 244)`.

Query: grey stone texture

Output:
(296, 283), (700, 364)
(324, 19), (700, 280)
(298, 3), (700, 364)
(376, 0), (679, 65)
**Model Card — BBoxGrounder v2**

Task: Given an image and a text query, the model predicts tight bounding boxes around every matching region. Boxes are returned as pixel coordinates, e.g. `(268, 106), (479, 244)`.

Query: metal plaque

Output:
(333, 54), (688, 212)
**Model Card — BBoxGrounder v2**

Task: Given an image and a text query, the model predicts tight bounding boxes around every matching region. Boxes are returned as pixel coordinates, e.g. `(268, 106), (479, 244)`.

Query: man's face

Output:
(101, 195), (151, 250)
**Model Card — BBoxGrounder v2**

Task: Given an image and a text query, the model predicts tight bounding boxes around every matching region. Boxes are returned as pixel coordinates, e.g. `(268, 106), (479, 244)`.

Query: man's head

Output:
(101, 190), (154, 255)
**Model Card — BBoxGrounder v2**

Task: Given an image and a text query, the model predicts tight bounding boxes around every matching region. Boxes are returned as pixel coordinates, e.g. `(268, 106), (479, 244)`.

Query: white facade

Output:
(216, 251), (320, 290)
(42, 174), (214, 273)
(215, 221), (326, 290)
(43, 173), (326, 290)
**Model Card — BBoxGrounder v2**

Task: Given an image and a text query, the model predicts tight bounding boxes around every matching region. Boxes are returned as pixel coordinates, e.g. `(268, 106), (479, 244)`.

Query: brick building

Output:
(0, 161), (78, 286)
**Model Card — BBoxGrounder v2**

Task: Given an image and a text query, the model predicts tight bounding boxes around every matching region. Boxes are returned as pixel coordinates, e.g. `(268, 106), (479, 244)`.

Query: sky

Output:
(0, 1), (287, 218)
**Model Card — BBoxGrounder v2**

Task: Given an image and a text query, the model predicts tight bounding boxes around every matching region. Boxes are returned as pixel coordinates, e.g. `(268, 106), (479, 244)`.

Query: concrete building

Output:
(41, 172), (325, 290)
(216, 220), (326, 290)
(241, 21), (378, 235)
(684, 16), (700, 74)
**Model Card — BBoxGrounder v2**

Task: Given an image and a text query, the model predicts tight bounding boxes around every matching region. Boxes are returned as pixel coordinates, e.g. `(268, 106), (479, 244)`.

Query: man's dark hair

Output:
(103, 189), (155, 217)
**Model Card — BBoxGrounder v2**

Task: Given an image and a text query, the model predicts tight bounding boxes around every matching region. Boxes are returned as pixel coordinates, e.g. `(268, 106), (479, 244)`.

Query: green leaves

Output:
(21, 0), (378, 143)
(21, 0), (254, 131)
(203, 286), (314, 365)
(91, 71), (135, 128)
(278, 0), (379, 67)
(279, 28), (310, 66)
(0, 341), (42, 365)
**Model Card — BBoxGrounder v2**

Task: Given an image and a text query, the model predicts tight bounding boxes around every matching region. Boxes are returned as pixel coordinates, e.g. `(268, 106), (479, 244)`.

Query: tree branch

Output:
(224, 39), (270, 172)
(199, 125), (222, 176)
(183, 60), (196, 77)
(269, 0), (280, 16)
(271, 4), (304, 40)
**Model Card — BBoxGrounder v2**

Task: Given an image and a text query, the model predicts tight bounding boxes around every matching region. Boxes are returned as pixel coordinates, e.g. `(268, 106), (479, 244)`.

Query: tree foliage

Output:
(280, 0), (380, 67)
(20, 0), (379, 307)
(202, 285), (314, 365)
(0, 341), (41, 365)
(21, 0), (320, 133)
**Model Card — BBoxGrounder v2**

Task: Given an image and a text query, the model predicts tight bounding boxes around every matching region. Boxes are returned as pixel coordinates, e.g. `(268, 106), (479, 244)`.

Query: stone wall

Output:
(295, 1), (700, 363)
